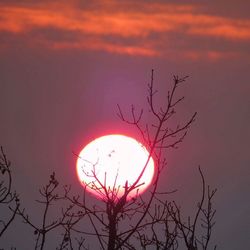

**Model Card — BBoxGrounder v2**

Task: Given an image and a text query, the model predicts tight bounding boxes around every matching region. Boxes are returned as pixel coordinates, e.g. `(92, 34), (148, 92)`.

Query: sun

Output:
(76, 134), (154, 200)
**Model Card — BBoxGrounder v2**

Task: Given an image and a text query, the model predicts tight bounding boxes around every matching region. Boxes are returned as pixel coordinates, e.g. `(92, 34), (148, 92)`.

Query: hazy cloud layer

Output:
(0, 1), (250, 60)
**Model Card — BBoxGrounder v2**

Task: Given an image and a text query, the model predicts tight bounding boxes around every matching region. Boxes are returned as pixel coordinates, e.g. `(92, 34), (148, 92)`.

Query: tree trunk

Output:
(107, 215), (117, 250)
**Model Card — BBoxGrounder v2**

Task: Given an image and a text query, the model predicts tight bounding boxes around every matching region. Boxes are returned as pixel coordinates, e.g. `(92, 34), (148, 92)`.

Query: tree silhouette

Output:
(0, 146), (19, 239)
(0, 71), (216, 249)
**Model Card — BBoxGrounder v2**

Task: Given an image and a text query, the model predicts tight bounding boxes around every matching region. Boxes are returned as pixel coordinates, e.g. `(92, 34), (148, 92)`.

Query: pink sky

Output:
(0, 1), (249, 249)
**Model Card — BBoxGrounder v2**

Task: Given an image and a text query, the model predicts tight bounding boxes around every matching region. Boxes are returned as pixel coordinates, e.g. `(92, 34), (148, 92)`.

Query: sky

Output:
(0, 0), (249, 249)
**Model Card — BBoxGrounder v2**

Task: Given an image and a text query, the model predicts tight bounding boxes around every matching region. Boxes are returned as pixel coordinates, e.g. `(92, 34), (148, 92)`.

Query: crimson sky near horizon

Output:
(0, 0), (249, 249)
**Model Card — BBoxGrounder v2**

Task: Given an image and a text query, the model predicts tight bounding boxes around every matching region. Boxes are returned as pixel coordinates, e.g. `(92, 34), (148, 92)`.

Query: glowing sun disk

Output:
(76, 134), (154, 200)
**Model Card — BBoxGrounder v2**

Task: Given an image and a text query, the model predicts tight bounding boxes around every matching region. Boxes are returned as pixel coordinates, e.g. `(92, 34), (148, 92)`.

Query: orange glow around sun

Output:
(76, 134), (154, 200)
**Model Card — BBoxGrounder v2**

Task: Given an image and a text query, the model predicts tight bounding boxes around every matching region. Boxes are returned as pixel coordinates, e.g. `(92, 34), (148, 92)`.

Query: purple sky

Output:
(0, 0), (249, 249)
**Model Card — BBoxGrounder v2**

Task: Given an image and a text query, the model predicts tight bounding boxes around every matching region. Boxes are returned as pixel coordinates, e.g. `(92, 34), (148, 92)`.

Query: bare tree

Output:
(135, 166), (217, 250)
(165, 167), (217, 250)
(14, 173), (90, 250)
(60, 70), (209, 250)
(0, 146), (19, 238)
(0, 70), (216, 249)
